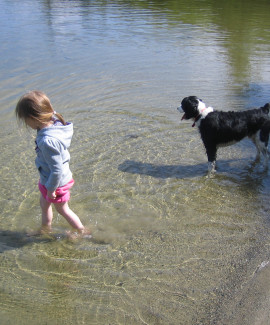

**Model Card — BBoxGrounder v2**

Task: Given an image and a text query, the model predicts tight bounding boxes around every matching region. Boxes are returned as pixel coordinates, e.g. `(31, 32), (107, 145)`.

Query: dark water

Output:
(1, 0), (270, 324)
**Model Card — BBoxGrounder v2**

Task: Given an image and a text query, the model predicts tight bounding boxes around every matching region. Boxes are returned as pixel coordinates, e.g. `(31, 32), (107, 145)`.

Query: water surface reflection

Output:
(1, 0), (270, 324)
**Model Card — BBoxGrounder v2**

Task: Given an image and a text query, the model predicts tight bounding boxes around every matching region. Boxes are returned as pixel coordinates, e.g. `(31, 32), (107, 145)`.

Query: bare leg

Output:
(40, 194), (53, 231)
(28, 195), (53, 236)
(54, 201), (85, 232)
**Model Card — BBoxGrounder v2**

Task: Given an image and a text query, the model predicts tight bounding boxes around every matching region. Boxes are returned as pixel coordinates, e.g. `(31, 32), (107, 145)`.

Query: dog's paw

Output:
(207, 161), (216, 173)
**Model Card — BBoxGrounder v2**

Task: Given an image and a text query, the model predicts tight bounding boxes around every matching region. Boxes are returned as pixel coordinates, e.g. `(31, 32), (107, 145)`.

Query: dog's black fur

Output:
(178, 96), (270, 173)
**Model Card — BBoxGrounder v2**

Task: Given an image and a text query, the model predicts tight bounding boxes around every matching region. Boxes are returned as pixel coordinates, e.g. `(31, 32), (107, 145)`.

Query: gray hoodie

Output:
(35, 122), (73, 192)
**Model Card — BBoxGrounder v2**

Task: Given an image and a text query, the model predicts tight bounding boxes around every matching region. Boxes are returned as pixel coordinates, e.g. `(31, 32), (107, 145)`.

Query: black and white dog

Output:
(178, 96), (270, 173)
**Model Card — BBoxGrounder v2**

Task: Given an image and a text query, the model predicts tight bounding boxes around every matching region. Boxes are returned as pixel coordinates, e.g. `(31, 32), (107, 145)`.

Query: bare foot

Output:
(66, 228), (92, 240)
(27, 226), (52, 237)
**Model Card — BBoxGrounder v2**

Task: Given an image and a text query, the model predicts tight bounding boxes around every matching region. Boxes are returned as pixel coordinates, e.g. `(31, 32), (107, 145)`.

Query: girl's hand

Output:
(47, 190), (56, 199)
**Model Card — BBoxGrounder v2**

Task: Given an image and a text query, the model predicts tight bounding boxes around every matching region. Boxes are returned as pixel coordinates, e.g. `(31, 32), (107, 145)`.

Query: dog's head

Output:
(177, 96), (206, 120)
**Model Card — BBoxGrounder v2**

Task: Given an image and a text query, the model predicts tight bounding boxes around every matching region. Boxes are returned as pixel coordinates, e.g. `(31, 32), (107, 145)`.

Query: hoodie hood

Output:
(36, 122), (73, 149)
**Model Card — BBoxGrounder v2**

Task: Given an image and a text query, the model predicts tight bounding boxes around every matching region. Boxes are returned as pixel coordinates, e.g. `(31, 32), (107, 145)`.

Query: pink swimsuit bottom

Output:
(38, 179), (74, 203)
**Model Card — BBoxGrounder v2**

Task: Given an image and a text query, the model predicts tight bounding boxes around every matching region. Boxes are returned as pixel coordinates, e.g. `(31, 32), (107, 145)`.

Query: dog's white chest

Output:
(195, 106), (214, 127)
(200, 106), (214, 118)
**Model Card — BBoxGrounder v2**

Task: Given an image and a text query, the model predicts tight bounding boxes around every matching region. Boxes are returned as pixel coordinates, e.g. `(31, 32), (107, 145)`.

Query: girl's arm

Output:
(40, 138), (63, 192)
(47, 190), (57, 199)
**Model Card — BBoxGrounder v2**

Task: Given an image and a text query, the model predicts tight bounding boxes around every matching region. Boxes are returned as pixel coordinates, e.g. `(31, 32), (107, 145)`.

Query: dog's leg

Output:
(262, 147), (269, 169)
(259, 137), (269, 169)
(260, 121), (270, 169)
(250, 125), (270, 169)
(208, 161), (216, 174)
(205, 145), (217, 175)
(251, 132), (263, 163)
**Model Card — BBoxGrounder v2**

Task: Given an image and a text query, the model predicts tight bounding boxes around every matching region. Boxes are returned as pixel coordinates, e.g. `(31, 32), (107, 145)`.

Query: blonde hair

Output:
(16, 90), (66, 126)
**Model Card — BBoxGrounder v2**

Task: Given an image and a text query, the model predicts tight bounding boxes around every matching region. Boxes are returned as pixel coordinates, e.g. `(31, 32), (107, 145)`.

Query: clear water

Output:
(1, 0), (270, 324)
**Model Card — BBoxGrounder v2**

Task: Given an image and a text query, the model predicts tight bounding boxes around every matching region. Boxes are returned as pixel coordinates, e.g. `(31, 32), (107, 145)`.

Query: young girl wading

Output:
(16, 90), (89, 237)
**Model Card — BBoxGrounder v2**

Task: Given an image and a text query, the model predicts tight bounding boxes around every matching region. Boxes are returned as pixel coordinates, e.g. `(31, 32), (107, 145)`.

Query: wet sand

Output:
(221, 261), (270, 325)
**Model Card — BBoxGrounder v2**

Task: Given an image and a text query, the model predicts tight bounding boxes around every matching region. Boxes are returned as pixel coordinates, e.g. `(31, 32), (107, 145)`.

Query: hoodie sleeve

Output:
(38, 137), (64, 192)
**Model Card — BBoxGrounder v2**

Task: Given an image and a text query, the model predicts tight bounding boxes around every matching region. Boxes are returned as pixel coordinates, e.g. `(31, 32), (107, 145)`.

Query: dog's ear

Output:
(262, 103), (270, 113)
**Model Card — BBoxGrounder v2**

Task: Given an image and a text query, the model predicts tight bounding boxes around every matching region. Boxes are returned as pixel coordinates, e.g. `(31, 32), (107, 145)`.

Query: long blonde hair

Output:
(16, 90), (66, 126)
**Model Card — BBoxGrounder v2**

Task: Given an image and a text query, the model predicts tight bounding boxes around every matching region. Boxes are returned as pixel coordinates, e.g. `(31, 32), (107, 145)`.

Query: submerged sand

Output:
(221, 261), (270, 325)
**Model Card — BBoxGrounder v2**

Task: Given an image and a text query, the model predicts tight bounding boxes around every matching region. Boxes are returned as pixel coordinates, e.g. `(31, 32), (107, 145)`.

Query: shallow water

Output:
(1, 0), (270, 324)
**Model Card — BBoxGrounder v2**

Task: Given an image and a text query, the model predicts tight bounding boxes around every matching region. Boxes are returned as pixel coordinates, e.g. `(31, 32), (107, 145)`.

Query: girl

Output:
(16, 90), (88, 237)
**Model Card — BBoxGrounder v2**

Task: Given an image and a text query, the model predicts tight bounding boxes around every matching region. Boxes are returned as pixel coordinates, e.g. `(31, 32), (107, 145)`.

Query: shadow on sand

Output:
(0, 230), (55, 253)
(119, 159), (211, 179)
(118, 158), (268, 180)
(0, 230), (103, 253)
